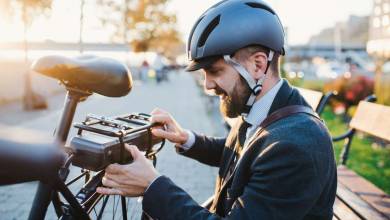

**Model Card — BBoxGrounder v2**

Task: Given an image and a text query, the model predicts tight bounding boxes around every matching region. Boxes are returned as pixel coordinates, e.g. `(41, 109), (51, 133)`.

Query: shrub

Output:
(324, 75), (374, 112)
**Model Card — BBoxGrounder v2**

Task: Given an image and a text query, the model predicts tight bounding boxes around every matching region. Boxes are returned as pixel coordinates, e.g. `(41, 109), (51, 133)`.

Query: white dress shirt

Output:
(244, 79), (283, 143)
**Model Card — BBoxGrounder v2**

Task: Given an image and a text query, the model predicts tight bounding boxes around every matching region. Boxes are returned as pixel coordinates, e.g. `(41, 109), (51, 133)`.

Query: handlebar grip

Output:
(0, 139), (65, 186)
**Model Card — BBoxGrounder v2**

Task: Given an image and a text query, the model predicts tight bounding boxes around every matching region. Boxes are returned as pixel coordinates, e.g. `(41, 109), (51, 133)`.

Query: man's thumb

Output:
(125, 144), (142, 160)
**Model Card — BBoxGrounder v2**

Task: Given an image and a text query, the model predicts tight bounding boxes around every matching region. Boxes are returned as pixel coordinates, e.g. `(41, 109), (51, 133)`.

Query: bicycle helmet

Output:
(186, 0), (285, 115)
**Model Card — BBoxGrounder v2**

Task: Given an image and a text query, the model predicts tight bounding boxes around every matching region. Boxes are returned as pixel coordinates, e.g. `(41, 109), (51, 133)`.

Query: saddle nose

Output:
(31, 55), (133, 97)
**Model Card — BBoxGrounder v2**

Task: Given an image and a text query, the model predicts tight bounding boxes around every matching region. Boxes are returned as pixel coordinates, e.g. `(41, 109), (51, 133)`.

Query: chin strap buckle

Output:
(252, 82), (263, 95)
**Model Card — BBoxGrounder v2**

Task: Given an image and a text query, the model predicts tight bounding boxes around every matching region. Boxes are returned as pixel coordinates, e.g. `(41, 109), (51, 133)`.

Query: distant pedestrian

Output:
(153, 53), (165, 83)
(140, 60), (149, 82)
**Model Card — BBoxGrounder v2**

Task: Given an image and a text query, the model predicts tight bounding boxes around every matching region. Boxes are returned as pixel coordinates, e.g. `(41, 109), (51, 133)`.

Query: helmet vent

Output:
(245, 2), (275, 15)
(188, 15), (205, 52)
(198, 15), (221, 48)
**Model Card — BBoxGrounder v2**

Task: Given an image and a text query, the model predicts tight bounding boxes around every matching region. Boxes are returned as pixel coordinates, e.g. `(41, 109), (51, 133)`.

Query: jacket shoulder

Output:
(255, 112), (333, 154)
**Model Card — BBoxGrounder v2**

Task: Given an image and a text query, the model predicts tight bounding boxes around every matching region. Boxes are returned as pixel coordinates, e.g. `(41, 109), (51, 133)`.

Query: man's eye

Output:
(209, 69), (220, 75)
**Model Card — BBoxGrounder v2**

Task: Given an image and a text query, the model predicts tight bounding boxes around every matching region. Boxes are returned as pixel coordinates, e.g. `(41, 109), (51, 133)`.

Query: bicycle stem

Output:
(56, 89), (91, 142)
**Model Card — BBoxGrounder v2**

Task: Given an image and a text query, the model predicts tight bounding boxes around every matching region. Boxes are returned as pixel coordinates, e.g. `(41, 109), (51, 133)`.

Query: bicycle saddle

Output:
(32, 55), (132, 97)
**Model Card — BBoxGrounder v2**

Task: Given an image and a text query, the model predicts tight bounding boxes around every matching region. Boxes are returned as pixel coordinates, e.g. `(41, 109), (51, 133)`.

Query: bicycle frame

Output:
(28, 88), (92, 220)
(23, 85), (157, 219)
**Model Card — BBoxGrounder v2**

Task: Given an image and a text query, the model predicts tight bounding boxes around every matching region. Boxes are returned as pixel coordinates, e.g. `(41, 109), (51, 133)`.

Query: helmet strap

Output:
(223, 50), (274, 117)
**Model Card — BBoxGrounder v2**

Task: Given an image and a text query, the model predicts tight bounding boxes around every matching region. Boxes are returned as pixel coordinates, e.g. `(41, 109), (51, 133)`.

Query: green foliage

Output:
(286, 77), (304, 88)
(322, 107), (390, 194)
(287, 78), (325, 92)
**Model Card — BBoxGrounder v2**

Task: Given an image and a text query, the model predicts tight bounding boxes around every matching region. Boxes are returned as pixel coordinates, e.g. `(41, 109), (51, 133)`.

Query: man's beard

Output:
(216, 77), (252, 118)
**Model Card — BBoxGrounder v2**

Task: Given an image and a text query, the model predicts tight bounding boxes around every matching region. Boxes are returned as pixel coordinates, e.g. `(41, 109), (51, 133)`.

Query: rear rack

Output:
(69, 112), (164, 171)
(74, 113), (154, 137)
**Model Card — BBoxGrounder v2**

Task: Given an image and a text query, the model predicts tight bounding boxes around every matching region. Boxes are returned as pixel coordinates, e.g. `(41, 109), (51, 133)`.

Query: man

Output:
(97, 0), (337, 219)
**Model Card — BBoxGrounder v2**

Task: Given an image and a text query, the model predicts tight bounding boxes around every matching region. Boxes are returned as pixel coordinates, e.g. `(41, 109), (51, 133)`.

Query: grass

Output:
(288, 78), (326, 92)
(322, 107), (390, 194)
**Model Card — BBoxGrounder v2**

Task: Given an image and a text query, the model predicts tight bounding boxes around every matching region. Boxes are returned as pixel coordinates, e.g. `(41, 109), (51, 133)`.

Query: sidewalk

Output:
(0, 70), (226, 219)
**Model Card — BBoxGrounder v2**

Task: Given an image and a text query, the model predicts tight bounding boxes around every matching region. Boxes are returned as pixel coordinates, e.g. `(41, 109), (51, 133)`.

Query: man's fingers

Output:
(151, 128), (179, 142)
(102, 176), (122, 188)
(96, 187), (123, 196)
(150, 108), (162, 115)
(125, 144), (142, 160)
(151, 108), (167, 115)
(105, 163), (123, 175)
(105, 173), (131, 185)
(152, 124), (164, 130)
(150, 114), (171, 125)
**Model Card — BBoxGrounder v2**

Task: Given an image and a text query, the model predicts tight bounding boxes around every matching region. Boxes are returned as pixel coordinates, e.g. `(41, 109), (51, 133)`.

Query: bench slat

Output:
(297, 87), (323, 111)
(338, 166), (390, 219)
(337, 181), (388, 220)
(334, 197), (362, 220)
(350, 101), (390, 142)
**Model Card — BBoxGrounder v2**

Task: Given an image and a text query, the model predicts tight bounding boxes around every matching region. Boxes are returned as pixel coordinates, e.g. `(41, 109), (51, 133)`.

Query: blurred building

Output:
(287, 15), (369, 61)
(309, 15), (369, 48)
(285, 15), (374, 80)
(367, 0), (390, 57)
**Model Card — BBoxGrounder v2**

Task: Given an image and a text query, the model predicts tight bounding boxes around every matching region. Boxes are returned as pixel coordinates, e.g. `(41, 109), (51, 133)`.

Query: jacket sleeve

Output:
(176, 132), (226, 167)
(142, 141), (328, 220)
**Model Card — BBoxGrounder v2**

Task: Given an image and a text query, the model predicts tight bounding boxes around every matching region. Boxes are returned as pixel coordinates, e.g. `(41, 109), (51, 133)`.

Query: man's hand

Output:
(96, 145), (160, 197)
(150, 108), (188, 145)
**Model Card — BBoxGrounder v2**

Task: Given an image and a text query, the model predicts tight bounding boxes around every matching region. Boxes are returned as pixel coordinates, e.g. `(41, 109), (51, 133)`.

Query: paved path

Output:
(0, 70), (226, 219)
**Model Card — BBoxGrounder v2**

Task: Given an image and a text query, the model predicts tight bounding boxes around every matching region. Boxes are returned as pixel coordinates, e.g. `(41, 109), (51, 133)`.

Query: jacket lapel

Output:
(212, 79), (310, 214)
(212, 79), (296, 212)
(210, 118), (242, 212)
(221, 80), (294, 186)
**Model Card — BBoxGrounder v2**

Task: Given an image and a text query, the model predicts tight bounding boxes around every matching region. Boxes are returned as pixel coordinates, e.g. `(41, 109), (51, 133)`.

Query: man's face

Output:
(202, 59), (252, 118)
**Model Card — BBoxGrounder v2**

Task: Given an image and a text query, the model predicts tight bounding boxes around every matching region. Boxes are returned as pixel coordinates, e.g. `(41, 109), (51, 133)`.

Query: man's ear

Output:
(251, 52), (268, 80)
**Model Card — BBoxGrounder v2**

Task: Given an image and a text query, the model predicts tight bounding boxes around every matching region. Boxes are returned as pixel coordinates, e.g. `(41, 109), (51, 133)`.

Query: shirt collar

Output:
(244, 79), (283, 127)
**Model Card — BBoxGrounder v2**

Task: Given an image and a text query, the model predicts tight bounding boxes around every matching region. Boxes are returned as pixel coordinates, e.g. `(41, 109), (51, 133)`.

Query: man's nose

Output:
(204, 74), (216, 91)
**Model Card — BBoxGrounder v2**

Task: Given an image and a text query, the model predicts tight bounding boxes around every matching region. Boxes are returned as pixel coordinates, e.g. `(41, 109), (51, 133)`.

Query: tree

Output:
(98, 0), (183, 59)
(3, 0), (52, 60)
(2, 0), (52, 110)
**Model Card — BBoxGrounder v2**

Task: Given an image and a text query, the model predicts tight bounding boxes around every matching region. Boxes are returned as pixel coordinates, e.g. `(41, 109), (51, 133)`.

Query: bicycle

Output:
(0, 55), (165, 220)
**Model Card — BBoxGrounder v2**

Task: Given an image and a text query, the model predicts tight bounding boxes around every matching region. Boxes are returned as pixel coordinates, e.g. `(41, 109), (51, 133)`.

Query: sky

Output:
(170, 0), (373, 45)
(0, 0), (374, 46)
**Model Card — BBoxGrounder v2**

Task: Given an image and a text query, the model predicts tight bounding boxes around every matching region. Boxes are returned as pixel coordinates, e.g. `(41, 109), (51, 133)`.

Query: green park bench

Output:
(297, 88), (389, 219)
(332, 101), (390, 220)
(296, 87), (335, 116)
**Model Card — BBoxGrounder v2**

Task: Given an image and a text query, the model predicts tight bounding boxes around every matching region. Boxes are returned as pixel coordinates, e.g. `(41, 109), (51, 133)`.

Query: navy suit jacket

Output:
(142, 80), (337, 220)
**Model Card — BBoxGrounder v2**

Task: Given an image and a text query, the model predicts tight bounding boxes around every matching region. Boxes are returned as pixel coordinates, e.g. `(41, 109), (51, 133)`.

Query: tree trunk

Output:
(22, 2), (47, 110)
